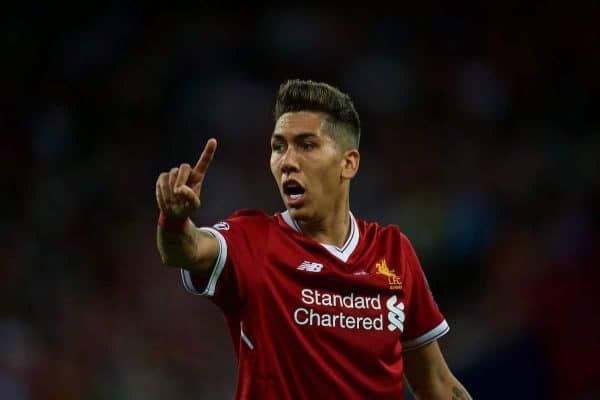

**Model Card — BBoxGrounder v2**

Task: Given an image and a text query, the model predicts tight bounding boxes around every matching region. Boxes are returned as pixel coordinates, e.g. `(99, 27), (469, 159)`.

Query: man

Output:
(155, 79), (472, 399)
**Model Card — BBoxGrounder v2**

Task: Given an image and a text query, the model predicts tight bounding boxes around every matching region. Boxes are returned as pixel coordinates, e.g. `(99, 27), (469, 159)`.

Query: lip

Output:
(282, 178), (304, 191)
(281, 178), (306, 208)
(284, 192), (305, 208)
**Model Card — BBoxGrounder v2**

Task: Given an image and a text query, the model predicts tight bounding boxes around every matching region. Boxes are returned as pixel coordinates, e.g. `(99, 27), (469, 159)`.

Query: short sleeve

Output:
(400, 234), (449, 351)
(180, 209), (270, 312)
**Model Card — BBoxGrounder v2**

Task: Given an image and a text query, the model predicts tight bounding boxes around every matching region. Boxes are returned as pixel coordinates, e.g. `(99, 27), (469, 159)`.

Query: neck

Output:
(296, 200), (351, 248)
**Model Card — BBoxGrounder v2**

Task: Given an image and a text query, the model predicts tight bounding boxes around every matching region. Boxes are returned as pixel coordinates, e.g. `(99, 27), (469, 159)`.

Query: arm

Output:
(156, 219), (219, 273)
(403, 341), (472, 400)
(155, 138), (220, 275)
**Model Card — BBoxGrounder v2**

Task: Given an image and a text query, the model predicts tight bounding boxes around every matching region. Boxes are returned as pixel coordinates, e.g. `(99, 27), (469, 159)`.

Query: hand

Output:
(156, 138), (217, 218)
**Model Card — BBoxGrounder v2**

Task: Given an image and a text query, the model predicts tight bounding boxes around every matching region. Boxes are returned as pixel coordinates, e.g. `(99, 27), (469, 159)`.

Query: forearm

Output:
(157, 220), (215, 271)
(449, 380), (472, 400)
(404, 341), (473, 400)
(408, 374), (472, 400)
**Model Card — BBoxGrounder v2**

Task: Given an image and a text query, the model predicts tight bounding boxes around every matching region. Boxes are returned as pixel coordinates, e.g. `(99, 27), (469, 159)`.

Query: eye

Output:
(271, 142), (285, 152)
(301, 142), (315, 151)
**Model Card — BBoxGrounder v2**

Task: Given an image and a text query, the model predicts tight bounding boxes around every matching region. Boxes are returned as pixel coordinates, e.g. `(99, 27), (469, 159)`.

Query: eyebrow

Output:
(271, 132), (319, 141)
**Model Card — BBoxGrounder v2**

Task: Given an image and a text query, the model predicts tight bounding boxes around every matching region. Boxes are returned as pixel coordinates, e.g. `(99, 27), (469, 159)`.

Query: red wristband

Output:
(158, 212), (189, 232)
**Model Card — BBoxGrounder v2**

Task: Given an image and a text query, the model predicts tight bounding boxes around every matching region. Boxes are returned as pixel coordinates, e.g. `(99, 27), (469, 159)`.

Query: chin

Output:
(287, 206), (310, 221)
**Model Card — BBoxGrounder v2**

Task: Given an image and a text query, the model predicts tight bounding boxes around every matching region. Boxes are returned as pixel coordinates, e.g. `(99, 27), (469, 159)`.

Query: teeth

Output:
(290, 194), (301, 200)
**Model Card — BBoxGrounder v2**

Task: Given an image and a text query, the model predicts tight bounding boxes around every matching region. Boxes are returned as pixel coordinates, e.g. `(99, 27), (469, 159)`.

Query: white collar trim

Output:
(281, 210), (360, 263)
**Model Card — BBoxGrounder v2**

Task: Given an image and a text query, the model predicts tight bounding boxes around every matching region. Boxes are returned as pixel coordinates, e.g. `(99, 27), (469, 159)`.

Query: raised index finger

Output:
(192, 138), (218, 176)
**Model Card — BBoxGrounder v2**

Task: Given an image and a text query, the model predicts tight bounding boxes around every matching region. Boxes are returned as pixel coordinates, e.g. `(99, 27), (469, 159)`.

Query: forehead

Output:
(272, 111), (327, 139)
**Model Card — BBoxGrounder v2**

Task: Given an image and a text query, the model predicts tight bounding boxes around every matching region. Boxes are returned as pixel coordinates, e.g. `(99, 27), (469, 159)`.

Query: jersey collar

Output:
(280, 210), (360, 263)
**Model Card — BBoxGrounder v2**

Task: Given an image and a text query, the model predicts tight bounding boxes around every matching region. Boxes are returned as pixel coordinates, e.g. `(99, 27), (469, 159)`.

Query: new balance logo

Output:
(297, 261), (324, 272)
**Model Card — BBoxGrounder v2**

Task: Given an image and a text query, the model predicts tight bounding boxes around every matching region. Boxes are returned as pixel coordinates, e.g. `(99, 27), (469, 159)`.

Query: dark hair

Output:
(274, 79), (361, 149)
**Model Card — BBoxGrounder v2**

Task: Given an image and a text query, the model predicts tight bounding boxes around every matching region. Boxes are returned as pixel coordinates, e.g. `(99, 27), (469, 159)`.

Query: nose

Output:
(280, 147), (299, 174)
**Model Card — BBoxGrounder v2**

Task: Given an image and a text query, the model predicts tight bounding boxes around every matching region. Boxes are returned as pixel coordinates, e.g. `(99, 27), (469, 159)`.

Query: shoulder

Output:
(356, 217), (408, 241)
(356, 217), (417, 254)
(228, 208), (272, 220)
(211, 208), (275, 231)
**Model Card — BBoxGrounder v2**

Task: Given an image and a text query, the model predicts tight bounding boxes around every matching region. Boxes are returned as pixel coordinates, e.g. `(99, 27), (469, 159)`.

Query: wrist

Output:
(158, 211), (189, 232)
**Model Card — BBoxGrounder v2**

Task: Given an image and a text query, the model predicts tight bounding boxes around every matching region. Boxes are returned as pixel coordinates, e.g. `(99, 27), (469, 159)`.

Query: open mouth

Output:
(283, 180), (305, 201)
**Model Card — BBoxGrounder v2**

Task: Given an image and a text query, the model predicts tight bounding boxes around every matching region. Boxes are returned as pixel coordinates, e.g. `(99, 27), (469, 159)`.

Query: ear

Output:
(341, 149), (360, 179)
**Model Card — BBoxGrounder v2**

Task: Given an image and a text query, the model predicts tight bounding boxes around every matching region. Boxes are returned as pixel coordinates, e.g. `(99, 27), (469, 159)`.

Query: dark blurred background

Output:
(2, 3), (599, 399)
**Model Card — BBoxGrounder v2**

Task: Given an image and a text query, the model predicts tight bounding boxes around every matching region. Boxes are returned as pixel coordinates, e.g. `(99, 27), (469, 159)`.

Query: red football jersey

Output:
(181, 209), (449, 399)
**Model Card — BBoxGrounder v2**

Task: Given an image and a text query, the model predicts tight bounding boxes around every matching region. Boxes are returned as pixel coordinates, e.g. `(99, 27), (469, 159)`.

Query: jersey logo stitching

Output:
(376, 258), (403, 290)
(213, 222), (230, 230)
(297, 261), (324, 272)
(386, 295), (405, 332)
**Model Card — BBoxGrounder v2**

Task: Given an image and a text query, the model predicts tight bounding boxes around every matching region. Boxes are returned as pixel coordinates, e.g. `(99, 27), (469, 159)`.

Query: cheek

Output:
(314, 164), (339, 190)
(270, 155), (279, 174)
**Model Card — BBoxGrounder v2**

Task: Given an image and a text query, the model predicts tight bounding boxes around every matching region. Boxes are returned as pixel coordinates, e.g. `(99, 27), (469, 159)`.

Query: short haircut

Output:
(274, 79), (361, 150)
